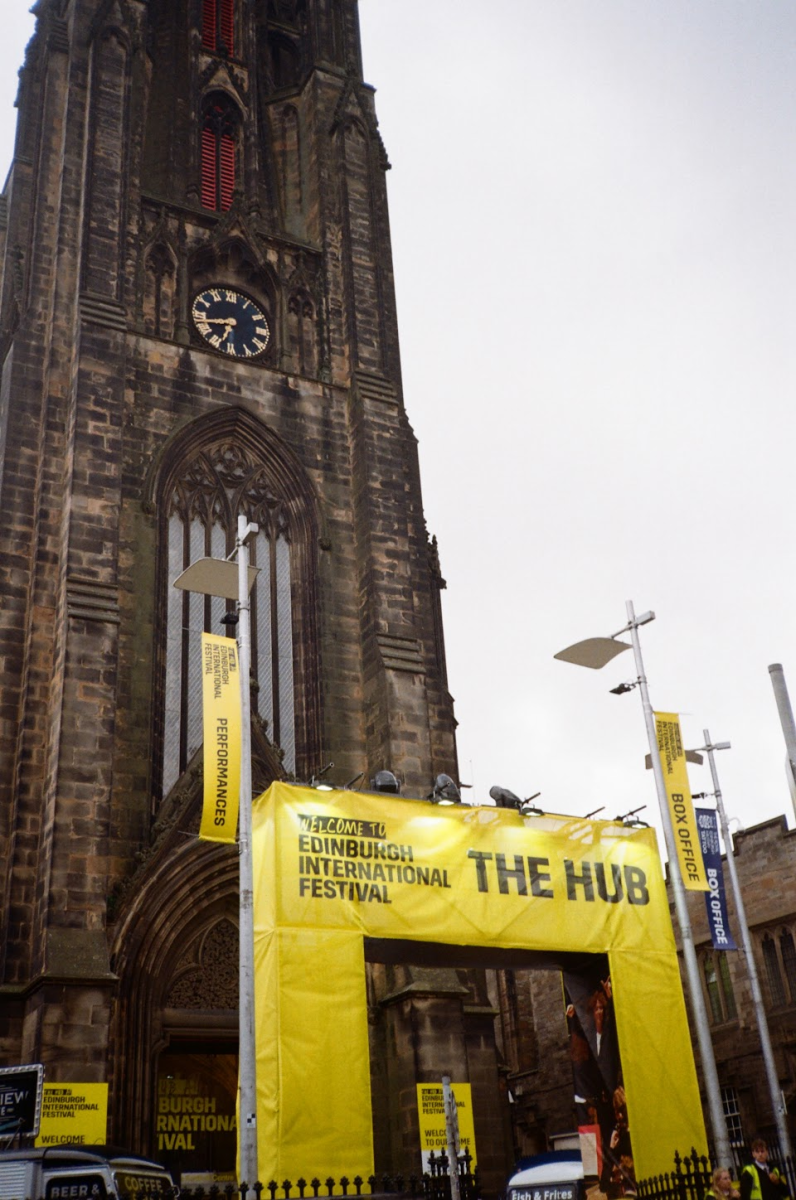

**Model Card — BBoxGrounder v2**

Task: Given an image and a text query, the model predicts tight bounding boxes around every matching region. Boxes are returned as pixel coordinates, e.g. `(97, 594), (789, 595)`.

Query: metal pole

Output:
(702, 731), (793, 1160)
(625, 599), (731, 1164)
(237, 514), (259, 1188)
(768, 664), (796, 825)
(442, 1076), (462, 1200)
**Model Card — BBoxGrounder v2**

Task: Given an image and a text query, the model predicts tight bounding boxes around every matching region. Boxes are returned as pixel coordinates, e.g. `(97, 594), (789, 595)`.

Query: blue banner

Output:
(695, 808), (736, 951)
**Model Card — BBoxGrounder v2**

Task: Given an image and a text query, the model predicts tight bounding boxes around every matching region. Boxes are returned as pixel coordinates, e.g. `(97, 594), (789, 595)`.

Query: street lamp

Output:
(555, 599), (732, 1165)
(695, 733), (793, 1161)
(174, 514), (260, 1188)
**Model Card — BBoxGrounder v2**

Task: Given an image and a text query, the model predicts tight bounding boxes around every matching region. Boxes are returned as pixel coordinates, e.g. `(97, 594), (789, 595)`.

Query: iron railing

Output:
(636, 1144), (796, 1200)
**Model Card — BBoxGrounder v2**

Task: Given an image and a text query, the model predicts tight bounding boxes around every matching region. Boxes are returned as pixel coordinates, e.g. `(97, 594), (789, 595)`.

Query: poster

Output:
(35, 1083), (108, 1146)
(416, 1083), (477, 1173)
(564, 959), (633, 1198)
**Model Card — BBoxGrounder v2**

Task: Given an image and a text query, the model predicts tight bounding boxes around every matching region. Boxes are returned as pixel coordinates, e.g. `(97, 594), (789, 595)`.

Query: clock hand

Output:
(202, 316), (238, 326)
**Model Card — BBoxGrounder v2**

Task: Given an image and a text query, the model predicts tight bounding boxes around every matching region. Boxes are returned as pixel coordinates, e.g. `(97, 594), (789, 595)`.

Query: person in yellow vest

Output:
(705, 1166), (740, 1200)
(740, 1139), (790, 1200)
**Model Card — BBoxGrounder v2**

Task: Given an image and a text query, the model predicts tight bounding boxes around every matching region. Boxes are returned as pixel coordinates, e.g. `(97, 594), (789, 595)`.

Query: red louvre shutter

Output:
(219, 134), (235, 210)
(201, 127), (218, 209)
(220, 0), (234, 56)
(201, 0), (216, 50)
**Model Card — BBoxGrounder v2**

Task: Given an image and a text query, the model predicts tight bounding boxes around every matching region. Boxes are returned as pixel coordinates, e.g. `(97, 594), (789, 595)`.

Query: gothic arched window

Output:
(202, 0), (235, 56)
(762, 932), (787, 1007)
(268, 33), (300, 90)
(702, 951), (736, 1024)
(780, 927), (796, 1002)
(287, 292), (317, 376)
(159, 429), (318, 797)
(201, 94), (238, 211)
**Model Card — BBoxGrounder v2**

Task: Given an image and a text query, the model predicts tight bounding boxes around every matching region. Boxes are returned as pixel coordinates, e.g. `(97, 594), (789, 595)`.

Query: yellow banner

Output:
(417, 1083), (476, 1172)
(251, 782), (707, 1185)
(654, 712), (709, 891)
(35, 1083), (108, 1146)
(200, 633), (242, 842)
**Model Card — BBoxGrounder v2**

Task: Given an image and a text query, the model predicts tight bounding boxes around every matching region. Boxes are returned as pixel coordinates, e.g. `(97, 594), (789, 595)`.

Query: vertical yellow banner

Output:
(200, 633), (242, 842)
(654, 711), (709, 891)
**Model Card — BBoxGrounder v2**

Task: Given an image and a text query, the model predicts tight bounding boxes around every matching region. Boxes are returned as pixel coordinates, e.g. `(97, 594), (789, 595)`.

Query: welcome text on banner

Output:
(654, 712), (709, 891)
(200, 632), (242, 842)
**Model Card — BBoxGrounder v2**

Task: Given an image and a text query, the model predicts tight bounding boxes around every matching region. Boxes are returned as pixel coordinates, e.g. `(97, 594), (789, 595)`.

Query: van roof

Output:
(509, 1151), (584, 1187)
(0, 1145), (170, 1169)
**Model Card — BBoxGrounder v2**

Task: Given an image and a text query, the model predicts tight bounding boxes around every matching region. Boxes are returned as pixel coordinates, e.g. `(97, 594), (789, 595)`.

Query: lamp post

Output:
(555, 599), (731, 1165)
(768, 664), (796, 824)
(696, 733), (792, 1160)
(174, 514), (260, 1187)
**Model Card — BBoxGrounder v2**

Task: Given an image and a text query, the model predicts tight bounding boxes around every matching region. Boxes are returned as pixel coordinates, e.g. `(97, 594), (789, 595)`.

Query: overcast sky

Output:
(2, 3), (796, 861)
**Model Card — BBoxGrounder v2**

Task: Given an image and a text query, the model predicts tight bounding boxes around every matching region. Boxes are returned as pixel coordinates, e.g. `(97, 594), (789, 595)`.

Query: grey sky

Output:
(2, 2), (795, 858)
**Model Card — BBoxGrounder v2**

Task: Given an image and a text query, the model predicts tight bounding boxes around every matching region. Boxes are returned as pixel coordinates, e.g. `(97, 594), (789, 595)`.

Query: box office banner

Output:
(250, 782), (708, 1185)
(200, 633), (241, 843)
(653, 712), (709, 891)
(695, 808), (736, 951)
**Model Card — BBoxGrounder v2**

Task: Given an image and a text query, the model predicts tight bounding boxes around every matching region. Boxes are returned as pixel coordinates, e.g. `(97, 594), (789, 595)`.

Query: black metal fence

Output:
(120, 1150), (480, 1200)
(636, 1145), (796, 1200)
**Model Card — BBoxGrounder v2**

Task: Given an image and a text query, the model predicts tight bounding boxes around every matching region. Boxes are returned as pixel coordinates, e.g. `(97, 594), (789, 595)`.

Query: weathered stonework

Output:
(0, 0), (477, 1187)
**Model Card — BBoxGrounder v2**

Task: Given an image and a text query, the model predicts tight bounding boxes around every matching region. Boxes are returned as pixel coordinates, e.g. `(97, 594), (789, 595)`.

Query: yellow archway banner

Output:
(252, 782), (706, 1183)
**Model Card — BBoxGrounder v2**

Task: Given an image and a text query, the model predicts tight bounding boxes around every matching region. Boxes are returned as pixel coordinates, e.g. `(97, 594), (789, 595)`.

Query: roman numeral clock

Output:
(191, 287), (271, 358)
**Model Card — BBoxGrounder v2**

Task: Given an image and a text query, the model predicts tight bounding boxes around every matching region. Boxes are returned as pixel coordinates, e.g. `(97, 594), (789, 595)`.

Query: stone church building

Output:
(3, 0), (796, 1191)
(0, 0), (503, 1186)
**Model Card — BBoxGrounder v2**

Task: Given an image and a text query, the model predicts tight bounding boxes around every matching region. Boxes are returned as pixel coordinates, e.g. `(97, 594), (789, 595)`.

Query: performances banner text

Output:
(200, 633), (241, 843)
(654, 712), (709, 891)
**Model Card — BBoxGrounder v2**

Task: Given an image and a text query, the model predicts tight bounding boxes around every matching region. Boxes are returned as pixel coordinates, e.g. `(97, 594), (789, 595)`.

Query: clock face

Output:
(191, 287), (271, 359)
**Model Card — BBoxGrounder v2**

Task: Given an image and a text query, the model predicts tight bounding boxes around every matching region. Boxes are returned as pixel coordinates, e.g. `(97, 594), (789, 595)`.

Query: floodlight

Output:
(614, 805), (648, 828)
(430, 774), (461, 805)
(310, 762), (334, 790)
(519, 792), (544, 817)
(371, 770), (400, 794)
(489, 785), (521, 811)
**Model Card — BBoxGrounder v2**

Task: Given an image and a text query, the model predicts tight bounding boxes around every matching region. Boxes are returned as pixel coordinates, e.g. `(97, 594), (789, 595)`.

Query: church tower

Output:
(0, 0), (508, 1185)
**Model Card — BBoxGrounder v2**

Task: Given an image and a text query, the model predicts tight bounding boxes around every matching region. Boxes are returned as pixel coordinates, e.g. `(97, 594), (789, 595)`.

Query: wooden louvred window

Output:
(202, 0), (234, 56)
(201, 96), (237, 212)
(219, 0), (234, 56)
(219, 135), (235, 210)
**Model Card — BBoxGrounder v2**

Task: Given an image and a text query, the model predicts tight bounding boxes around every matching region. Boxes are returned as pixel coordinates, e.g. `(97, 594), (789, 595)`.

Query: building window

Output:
(721, 1085), (744, 1147)
(703, 952), (737, 1024)
(161, 440), (299, 796)
(202, 0), (234, 56)
(780, 928), (796, 1002)
(201, 94), (238, 211)
(762, 933), (788, 1007)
